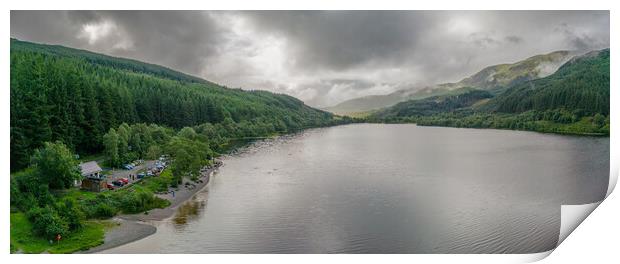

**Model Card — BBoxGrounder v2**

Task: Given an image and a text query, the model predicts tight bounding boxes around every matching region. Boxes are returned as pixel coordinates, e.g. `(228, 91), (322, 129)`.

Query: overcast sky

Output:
(11, 11), (609, 107)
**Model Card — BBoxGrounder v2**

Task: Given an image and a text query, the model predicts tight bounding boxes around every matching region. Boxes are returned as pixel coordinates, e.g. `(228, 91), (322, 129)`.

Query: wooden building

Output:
(79, 161), (106, 192)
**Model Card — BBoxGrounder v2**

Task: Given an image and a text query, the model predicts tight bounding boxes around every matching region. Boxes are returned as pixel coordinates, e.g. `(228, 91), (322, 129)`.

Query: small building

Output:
(80, 161), (102, 178)
(81, 177), (107, 192)
(79, 161), (106, 192)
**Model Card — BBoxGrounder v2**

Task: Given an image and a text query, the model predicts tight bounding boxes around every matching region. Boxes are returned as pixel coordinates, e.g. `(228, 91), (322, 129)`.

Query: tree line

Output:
(368, 49), (610, 136)
(11, 39), (345, 171)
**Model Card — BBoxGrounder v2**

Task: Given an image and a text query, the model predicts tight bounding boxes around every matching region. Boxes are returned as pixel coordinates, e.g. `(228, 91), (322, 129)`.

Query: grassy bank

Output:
(10, 212), (114, 254)
(10, 162), (171, 254)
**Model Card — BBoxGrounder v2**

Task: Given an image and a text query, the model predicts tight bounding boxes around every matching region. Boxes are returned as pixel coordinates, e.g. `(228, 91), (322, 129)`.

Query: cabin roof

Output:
(80, 161), (102, 176)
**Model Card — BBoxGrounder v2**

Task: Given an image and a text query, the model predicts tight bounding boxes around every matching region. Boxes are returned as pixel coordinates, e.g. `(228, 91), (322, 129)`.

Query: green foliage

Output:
(178, 127), (197, 140)
(102, 128), (120, 167)
(55, 198), (85, 230)
(327, 50), (573, 114)
(31, 141), (81, 189)
(10, 39), (353, 253)
(112, 186), (169, 214)
(10, 140), (167, 248)
(26, 206), (68, 240)
(11, 39), (342, 171)
(11, 212), (107, 254)
(145, 145), (162, 160)
(371, 49), (610, 136)
(373, 88), (492, 118)
(139, 168), (175, 193)
(11, 168), (55, 211)
(166, 135), (211, 180)
(487, 49), (610, 115)
(390, 109), (609, 136)
(93, 203), (117, 218)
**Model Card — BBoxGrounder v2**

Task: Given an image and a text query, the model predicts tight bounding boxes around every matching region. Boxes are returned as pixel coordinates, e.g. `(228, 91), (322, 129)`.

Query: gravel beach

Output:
(82, 218), (156, 253)
(83, 165), (219, 253)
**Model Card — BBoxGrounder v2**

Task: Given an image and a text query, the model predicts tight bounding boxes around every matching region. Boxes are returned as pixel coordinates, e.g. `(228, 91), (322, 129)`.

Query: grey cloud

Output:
(468, 32), (502, 48)
(11, 11), (85, 45)
(12, 10), (227, 76)
(242, 11), (439, 72)
(505, 35), (523, 44)
(10, 11), (610, 108)
(554, 22), (607, 51)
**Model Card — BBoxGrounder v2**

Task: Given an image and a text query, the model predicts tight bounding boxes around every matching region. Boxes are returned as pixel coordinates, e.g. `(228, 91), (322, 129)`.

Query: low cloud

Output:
(11, 10), (609, 107)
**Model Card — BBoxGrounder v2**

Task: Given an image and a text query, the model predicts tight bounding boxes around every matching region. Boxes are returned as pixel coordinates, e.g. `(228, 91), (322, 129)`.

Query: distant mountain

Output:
(371, 48), (610, 135)
(325, 50), (575, 114)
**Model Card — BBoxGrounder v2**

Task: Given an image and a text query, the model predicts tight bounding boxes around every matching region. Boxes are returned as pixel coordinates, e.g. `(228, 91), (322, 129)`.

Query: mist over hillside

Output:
(325, 50), (577, 114)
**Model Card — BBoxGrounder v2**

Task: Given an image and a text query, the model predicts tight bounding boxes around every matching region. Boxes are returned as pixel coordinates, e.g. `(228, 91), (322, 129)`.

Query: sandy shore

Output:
(83, 165), (219, 253)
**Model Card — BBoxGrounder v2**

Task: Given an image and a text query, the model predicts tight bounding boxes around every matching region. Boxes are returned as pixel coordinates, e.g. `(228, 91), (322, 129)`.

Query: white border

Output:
(2, 1), (618, 264)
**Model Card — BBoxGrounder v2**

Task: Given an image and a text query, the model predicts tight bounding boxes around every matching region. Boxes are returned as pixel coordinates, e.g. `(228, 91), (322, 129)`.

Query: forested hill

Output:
(325, 50), (574, 114)
(10, 38), (209, 84)
(485, 49), (610, 115)
(372, 88), (493, 118)
(371, 48), (610, 135)
(10, 39), (338, 170)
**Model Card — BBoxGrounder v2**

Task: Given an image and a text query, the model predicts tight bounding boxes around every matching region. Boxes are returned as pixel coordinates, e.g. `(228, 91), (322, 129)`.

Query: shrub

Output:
(31, 141), (81, 189)
(12, 169), (56, 212)
(26, 206), (68, 240)
(55, 198), (84, 230)
(113, 186), (169, 214)
(94, 203), (117, 218)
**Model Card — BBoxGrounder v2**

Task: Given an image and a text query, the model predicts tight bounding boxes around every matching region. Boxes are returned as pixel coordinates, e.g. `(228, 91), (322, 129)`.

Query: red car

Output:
(106, 183), (116, 190)
(119, 178), (129, 184)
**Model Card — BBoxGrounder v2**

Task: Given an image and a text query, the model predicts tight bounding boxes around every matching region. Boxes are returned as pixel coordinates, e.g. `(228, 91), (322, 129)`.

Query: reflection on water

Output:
(104, 124), (609, 254)
(173, 197), (206, 227)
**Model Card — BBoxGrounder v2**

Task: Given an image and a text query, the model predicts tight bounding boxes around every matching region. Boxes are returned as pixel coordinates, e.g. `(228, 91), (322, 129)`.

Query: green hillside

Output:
(322, 93), (404, 114)
(10, 39), (341, 170)
(326, 50), (574, 114)
(372, 49), (610, 135)
(373, 88), (492, 118)
(485, 49), (609, 115)
(458, 50), (573, 92)
(11, 38), (209, 84)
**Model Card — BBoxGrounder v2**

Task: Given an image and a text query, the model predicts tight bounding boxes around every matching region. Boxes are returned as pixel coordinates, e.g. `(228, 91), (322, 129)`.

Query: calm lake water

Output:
(104, 124), (609, 254)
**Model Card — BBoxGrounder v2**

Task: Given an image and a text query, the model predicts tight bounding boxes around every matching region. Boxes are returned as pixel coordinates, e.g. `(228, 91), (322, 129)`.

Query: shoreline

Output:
(83, 164), (220, 253)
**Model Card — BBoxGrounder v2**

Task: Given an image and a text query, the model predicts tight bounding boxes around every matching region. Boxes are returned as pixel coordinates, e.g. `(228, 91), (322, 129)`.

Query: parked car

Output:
(119, 178), (129, 184)
(146, 171), (154, 177)
(123, 164), (134, 170)
(106, 183), (116, 190)
(112, 180), (124, 187)
(137, 172), (146, 179)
